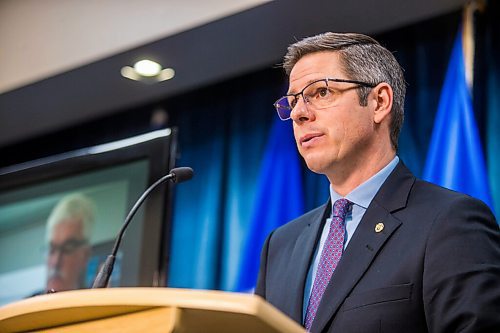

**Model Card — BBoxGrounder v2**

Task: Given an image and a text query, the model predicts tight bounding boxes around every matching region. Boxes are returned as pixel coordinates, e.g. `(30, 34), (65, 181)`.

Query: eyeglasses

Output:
(46, 238), (88, 256)
(273, 78), (377, 120)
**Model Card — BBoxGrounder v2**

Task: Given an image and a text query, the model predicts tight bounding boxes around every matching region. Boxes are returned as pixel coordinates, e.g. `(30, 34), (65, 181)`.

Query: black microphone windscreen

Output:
(170, 167), (194, 183)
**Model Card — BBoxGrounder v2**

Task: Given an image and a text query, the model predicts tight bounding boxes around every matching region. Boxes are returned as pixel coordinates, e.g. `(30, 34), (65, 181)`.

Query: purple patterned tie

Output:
(304, 198), (352, 331)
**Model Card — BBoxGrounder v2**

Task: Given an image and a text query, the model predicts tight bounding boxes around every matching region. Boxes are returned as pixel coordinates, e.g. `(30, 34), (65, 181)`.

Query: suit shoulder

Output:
(408, 178), (496, 223)
(413, 178), (490, 206)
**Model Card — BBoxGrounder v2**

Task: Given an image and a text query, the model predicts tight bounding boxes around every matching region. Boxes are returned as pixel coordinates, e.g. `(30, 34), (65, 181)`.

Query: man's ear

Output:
(372, 83), (393, 124)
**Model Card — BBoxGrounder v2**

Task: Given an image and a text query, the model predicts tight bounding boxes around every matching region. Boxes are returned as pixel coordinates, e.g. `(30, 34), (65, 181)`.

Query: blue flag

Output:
(423, 28), (493, 210)
(236, 118), (304, 292)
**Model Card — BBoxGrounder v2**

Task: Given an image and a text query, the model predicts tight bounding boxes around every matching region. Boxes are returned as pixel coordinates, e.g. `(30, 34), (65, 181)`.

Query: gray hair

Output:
(46, 193), (95, 243)
(283, 32), (406, 150)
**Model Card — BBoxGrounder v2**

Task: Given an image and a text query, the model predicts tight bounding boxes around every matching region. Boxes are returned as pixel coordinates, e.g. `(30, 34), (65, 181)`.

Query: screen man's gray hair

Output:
(46, 193), (95, 243)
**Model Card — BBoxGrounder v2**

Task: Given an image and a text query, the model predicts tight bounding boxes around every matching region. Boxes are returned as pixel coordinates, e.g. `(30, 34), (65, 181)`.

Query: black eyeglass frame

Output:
(273, 78), (378, 120)
(46, 238), (89, 256)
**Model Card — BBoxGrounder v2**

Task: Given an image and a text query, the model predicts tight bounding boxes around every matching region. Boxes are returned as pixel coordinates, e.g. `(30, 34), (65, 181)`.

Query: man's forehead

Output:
(51, 218), (84, 237)
(288, 51), (343, 93)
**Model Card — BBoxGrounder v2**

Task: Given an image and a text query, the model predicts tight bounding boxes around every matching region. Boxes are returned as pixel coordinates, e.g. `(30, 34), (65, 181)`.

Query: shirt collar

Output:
(330, 156), (399, 209)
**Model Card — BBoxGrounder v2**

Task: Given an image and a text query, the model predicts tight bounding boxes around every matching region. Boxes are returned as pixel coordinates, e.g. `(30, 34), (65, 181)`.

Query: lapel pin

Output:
(375, 222), (384, 233)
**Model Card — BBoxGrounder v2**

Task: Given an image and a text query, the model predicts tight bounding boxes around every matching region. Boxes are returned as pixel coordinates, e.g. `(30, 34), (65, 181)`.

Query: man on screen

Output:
(255, 32), (500, 332)
(45, 193), (95, 292)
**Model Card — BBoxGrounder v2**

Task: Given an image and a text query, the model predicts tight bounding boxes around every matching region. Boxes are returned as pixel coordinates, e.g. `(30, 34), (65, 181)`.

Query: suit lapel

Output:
(311, 162), (415, 333)
(282, 202), (331, 323)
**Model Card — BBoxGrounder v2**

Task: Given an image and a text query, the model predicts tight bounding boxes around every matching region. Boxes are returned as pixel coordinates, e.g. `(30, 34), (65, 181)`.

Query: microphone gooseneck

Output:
(92, 167), (194, 288)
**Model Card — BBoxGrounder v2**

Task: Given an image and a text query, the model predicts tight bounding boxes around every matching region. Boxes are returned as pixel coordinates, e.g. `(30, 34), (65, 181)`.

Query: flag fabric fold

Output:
(423, 27), (493, 211)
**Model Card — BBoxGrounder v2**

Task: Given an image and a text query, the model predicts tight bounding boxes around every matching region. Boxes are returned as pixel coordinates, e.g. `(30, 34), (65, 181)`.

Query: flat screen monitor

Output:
(0, 128), (177, 305)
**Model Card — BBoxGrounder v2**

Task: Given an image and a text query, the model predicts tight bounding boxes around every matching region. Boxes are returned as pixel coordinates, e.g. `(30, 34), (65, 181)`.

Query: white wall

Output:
(0, 0), (270, 93)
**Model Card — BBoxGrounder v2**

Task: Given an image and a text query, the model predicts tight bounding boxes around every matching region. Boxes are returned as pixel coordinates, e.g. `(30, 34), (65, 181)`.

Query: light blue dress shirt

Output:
(302, 156), (399, 322)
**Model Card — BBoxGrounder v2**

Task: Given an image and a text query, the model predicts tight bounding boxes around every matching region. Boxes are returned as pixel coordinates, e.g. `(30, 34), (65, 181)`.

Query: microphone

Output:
(92, 167), (194, 288)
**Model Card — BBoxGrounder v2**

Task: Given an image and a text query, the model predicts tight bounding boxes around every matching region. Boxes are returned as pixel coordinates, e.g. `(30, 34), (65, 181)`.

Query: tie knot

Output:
(332, 198), (352, 219)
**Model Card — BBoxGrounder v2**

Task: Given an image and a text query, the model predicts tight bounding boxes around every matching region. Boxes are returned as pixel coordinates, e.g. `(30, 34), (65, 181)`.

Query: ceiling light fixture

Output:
(134, 60), (161, 77)
(121, 59), (175, 83)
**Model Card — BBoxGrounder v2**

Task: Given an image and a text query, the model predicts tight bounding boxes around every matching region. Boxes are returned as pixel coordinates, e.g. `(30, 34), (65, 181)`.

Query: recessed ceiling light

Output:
(134, 60), (161, 77)
(121, 59), (175, 83)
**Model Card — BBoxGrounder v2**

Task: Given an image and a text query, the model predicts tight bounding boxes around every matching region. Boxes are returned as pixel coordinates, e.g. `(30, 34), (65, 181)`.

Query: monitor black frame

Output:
(0, 128), (178, 288)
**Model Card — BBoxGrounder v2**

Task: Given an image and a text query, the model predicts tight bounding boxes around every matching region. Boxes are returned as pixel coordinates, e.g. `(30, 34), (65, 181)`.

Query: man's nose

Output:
(48, 250), (63, 268)
(290, 96), (314, 122)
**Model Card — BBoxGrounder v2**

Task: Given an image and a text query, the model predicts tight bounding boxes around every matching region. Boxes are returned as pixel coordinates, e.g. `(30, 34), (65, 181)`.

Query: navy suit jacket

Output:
(255, 162), (500, 332)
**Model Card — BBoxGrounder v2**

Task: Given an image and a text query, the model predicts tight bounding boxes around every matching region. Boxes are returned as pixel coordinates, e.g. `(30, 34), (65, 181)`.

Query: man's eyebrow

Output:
(287, 78), (326, 95)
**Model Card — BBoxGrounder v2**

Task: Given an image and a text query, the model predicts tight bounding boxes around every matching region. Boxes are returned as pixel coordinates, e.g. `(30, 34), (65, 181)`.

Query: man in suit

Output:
(255, 32), (500, 332)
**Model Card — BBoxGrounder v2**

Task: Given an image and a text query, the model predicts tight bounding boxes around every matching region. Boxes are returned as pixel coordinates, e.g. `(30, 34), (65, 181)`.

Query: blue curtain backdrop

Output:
(423, 27), (493, 210)
(236, 118), (304, 292)
(486, 67), (500, 214)
(167, 70), (293, 290)
(485, 1), (500, 216)
(167, 8), (500, 291)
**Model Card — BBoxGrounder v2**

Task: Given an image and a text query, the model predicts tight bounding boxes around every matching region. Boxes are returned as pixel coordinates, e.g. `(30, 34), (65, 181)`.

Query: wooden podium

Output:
(0, 288), (306, 333)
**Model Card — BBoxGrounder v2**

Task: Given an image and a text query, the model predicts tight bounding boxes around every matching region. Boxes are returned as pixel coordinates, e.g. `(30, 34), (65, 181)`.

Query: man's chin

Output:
(303, 157), (330, 175)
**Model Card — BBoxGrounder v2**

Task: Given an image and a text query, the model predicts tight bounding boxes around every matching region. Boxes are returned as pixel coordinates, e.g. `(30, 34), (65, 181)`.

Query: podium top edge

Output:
(0, 288), (262, 318)
(0, 288), (306, 333)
